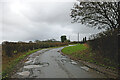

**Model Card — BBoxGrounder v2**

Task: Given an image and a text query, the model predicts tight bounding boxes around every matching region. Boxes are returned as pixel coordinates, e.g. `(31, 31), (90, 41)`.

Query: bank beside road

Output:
(2, 48), (41, 79)
(61, 44), (119, 78)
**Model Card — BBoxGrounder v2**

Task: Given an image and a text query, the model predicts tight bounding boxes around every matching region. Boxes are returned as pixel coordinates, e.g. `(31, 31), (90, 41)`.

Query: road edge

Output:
(59, 49), (119, 79)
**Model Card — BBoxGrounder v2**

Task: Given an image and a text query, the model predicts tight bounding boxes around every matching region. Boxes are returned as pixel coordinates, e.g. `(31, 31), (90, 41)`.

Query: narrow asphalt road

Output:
(12, 46), (107, 78)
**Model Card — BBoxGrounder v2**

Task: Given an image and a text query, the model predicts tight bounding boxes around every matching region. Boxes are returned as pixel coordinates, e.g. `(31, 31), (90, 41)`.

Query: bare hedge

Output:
(87, 29), (118, 64)
(2, 42), (68, 57)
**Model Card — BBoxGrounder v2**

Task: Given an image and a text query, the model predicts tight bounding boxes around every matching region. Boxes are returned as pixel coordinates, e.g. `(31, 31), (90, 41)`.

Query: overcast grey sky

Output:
(0, 0), (101, 43)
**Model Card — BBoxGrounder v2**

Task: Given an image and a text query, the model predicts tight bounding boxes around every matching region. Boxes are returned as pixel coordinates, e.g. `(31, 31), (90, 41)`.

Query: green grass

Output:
(61, 44), (118, 71)
(61, 44), (87, 55)
(2, 48), (41, 79)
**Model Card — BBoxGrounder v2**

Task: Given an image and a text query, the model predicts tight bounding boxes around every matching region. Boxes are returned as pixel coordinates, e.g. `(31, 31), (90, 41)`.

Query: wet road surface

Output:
(12, 47), (107, 78)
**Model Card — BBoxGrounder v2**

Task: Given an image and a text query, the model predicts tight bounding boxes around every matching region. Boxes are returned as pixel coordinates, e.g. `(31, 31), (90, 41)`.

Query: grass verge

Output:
(61, 43), (118, 71)
(2, 48), (41, 79)
(61, 44), (87, 55)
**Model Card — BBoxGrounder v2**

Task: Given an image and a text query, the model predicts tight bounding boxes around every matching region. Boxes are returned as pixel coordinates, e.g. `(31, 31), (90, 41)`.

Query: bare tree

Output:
(70, 1), (120, 31)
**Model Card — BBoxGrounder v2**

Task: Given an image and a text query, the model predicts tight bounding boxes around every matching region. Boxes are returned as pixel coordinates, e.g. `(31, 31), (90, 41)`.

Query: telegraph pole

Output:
(78, 33), (79, 42)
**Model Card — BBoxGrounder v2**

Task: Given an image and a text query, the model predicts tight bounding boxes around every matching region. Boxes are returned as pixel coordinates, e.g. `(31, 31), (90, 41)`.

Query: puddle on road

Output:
(60, 56), (70, 64)
(25, 60), (33, 65)
(17, 71), (30, 77)
(61, 59), (67, 63)
(70, 61), (77, 65)
(70, 60), (77, 65)
(24, 62), (49, 69)
(81, 66), (89, 71)
(24, 65), (43, 69)
(17, 62), (49, 77)
(59, 55), (78, 65)
(40, 62), (49, 67)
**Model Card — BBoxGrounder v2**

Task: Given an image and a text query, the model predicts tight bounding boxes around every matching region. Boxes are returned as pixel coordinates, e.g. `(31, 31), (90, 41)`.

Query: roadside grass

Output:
(61, 44), (87, 55)
(61, 43), (118, 71)
(2, 48), (41, 79)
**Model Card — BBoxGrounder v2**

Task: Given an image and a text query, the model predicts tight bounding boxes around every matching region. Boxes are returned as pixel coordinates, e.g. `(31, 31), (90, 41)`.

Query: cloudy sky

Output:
(0, 0), (101, 43)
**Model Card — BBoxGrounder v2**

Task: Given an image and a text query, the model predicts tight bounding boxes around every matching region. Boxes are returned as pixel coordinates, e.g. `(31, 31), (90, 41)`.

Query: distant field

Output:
(61, 44), (87, 55)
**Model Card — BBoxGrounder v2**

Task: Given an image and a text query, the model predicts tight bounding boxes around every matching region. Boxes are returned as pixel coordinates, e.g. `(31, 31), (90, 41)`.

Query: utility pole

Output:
(78, 33), (79, 42)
